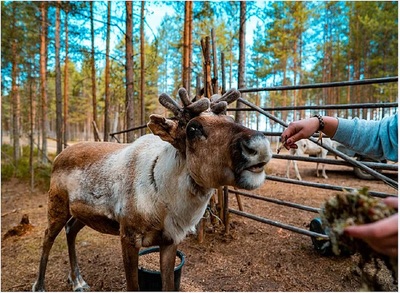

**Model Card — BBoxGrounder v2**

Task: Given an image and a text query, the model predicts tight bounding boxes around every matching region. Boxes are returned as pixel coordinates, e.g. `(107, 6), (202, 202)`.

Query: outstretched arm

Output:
(281, 114), (398, 162)
(280, 116), (339, 149)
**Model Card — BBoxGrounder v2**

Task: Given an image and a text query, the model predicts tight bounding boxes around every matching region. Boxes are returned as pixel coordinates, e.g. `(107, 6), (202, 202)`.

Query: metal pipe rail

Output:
(265, 175), (397, 198)
(228, 208), (329, 240)
(237, 97), (398, 190)
(222, 77), (398, 243)
(273, 154), (399, 171)
(227, 188), (320, 213)
(308, 136), (398, 189)
(228, 102), (398, 112)
(238, 76), (398, 93)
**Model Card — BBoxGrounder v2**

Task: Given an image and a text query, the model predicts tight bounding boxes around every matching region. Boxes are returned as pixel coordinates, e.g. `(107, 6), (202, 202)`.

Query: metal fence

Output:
(222, 77), (398, 241)
(108, 77), (398, 242)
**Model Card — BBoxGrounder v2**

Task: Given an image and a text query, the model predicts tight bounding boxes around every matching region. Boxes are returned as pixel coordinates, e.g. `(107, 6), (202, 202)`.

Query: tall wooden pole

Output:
(55, 1), (63, 154)
(125, 1), (135, 142)
(104, 1), (111, 141)
(63, 8), (69, 148)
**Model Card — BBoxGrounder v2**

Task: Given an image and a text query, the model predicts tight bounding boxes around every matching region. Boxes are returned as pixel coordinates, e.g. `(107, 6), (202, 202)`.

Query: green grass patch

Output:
(1, 144), (52, 190)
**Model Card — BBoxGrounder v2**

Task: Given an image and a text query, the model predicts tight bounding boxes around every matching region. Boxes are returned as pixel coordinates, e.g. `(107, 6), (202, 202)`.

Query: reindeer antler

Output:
(159, 88), (241, 118)
(210, 88), (241, 115)
(159, 88), (210, 123)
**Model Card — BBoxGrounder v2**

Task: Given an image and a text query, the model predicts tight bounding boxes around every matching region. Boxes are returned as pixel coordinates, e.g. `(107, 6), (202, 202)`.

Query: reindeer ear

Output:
(147, 114), (179, 144)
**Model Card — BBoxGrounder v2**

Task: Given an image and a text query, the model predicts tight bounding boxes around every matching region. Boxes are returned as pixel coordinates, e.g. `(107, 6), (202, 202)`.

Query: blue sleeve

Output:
(332, 113), (398, 162)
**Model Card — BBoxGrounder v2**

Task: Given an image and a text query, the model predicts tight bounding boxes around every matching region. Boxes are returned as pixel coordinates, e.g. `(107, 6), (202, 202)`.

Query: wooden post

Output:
(92, 121), (101, 142)
(197, 218), (204, 243)
(196, 75), (201, 100)
(221, 52), (226, 94)
(211, 29), (219, 94)
(223, 186), (230, 234)
(201, 36), (213, 97)
(209, 191), (218, 225)
(234, 187), (244, 211)
(217, 187), (223, 220)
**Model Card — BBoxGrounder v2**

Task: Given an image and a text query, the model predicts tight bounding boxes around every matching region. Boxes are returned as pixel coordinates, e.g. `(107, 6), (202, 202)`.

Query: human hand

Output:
(280, 118), (320, 150)
(344, 197), (398, 257)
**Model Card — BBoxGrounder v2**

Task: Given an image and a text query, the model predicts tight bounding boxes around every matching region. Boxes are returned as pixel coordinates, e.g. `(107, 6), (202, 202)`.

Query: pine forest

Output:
(1, 1), (398, 182)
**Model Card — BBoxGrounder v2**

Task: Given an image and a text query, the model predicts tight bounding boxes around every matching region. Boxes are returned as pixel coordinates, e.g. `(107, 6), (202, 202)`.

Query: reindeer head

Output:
(148, 88), (272, 190)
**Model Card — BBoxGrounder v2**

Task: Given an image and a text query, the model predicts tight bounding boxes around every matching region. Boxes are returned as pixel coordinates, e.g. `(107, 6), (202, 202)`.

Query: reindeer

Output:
(286, 138), (333, 180)
(32, 88), (272, 292)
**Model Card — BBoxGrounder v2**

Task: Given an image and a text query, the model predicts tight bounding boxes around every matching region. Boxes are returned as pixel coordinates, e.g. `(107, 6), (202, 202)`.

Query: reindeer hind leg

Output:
(33, 190), (70, 292)
(316, 162), (320, 177)
(65, 217), (90, 292)
(285, 160), (292, 178)
(321, 163), (328, 179)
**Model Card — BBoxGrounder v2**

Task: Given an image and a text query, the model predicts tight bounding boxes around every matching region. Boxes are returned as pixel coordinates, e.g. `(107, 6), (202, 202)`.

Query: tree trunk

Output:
(55, 1), (63, 154)
(293, 41), (298, 121)
(29, 73), (36, 191)
(125, 1), (135, 142)
(10, 2), (20, 165)
(90, 2), (98, 132)
(104, 1), (111, 141)
(236, 1), (246, 124)
(220, 52), (226, 94)
(229, 53), (233, 89)
(346, 59), (351, 118)
(11, 38), (20, 165)
(182, 1), (192, 92)
(40, 1), (48, 163)
(182, 2), (188, 90)
(140, 1), (146, 136)
(211, 28), (219, 94)
(63, 8), (69, 148)
(282, 60), (288, 122)
(298, 33), (304, 119)
(188, 2), (193, 93)
(201, 36), (212, 97)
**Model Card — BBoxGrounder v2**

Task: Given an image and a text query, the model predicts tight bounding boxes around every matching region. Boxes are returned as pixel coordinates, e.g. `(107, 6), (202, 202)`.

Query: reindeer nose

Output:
(241, 140), (258, 156)
(241, 133), (271, 161)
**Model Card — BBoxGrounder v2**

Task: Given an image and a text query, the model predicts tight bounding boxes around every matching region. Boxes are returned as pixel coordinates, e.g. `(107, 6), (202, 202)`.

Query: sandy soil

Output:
(1, 155), (398, 292)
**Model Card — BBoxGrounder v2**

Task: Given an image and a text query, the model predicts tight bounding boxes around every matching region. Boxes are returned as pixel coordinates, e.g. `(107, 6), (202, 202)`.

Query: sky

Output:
(145, 2), (175, 41)
(88, 1), (261, 69)
(144, 1), (261, 43)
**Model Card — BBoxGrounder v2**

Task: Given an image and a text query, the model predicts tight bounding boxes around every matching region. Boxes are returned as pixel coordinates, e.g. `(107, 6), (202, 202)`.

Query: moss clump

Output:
(320, 188), (397, 291)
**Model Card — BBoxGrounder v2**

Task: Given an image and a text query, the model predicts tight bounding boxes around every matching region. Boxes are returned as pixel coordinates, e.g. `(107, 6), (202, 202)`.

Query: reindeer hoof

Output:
(68, 274), (90, 292)
(32, 281), (45, 292)
(73, 283), (90, 292)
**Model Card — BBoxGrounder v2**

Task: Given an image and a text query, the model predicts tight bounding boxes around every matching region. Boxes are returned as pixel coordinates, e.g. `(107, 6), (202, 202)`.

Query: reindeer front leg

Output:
(293, 160), (302, 181)
(160, 244), (178, 291)
(120, 226), (140, 291)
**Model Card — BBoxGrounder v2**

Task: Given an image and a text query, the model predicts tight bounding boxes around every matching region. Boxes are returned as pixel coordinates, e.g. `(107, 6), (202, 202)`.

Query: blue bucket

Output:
(138, 246), (185, 291)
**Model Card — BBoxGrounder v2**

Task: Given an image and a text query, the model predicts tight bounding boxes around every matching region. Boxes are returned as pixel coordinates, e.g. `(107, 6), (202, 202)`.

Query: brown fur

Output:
(52, 142), (125, 172)
(32, 89), (271, 292)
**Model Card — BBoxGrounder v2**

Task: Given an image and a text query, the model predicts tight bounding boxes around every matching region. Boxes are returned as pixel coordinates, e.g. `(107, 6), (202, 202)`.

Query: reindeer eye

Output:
(186, 120), (206, 140)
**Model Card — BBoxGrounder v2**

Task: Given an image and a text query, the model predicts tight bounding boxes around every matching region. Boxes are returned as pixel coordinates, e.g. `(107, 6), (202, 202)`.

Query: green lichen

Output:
(320, 188), (397, 291)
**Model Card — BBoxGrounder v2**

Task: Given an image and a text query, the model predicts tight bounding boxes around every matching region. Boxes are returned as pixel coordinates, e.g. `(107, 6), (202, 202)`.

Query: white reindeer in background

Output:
(32, 88), (272, 292)
(286, 138), (333, 180)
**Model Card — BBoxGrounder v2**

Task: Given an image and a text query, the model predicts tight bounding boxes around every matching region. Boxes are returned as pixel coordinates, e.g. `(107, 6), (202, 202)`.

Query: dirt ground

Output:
(1, 155), (398, 292)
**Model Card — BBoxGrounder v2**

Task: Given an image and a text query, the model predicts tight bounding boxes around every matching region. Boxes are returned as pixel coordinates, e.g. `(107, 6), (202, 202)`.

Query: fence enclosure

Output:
(219, 77), (398, 242)
(109, 77), (398, 244)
